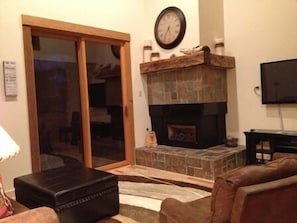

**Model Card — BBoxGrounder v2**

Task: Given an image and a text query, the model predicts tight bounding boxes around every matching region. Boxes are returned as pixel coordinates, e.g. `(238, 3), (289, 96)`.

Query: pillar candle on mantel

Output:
(143, 40), (152, 63)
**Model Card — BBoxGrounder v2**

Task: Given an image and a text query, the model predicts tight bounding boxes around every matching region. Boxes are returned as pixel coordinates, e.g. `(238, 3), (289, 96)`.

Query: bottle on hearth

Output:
(145, 129), (158, 148)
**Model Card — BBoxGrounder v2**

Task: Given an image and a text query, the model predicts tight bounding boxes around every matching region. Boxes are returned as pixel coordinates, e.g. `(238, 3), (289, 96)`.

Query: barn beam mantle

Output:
(140, 50), (235, 75)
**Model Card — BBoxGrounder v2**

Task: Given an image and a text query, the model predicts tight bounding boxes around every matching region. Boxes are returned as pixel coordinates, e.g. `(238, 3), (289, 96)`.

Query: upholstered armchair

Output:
(160, 157), (297, 223)
(0, 200), (59, 223)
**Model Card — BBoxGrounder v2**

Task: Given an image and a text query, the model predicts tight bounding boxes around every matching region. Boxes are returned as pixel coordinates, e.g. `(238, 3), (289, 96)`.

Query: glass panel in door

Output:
(33, 36), (83, 170)
(86, 41), (125, 167)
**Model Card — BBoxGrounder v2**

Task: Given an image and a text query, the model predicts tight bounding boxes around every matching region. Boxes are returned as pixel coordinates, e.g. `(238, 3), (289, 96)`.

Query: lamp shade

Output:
(0, 126), (20, 162)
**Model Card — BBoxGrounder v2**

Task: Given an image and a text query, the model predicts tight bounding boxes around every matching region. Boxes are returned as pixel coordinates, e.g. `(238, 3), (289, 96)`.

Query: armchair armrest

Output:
(231, 175), (297, 223)
(159, 196), (212, 223)
(0, 207), (59, 223)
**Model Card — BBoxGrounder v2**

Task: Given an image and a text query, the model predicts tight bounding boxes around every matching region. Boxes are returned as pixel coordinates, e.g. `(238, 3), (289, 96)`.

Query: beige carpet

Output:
(99, 204), (158, 223)
(97, 174), (211, 223)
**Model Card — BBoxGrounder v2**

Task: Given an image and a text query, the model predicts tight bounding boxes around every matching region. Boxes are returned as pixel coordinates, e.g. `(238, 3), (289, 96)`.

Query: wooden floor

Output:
(108, 164), (214, 189)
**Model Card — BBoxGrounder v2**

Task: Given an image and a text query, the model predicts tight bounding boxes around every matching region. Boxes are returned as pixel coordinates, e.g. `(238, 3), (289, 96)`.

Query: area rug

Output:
(97, 175), (212, 223)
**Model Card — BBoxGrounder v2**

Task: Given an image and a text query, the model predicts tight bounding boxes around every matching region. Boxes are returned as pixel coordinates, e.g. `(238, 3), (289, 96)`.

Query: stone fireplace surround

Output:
(143, 50), (235, 149)
(137, 51), (239, 179)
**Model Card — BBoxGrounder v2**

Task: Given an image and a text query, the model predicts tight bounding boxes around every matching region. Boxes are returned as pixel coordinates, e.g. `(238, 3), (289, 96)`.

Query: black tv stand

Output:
(244, 129), (297, 164)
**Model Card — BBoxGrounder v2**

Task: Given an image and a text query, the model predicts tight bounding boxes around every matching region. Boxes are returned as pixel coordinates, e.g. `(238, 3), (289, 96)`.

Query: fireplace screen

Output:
(167, 124), (196, 143)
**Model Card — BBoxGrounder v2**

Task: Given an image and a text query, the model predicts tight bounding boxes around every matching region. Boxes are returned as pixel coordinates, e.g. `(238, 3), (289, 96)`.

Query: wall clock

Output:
(154, 6), (186, 49)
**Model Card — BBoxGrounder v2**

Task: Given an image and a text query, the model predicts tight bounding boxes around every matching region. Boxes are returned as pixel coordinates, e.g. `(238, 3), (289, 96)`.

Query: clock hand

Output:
(165, 26), (170, 34)
(164, 26), (170, 41)
(166, 26), (172, 39)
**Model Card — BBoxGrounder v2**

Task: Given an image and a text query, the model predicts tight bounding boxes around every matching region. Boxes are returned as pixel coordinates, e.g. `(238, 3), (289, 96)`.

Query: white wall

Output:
(199, 0), (224, 52)
(224, 0), (297, 144)
(0, 0), (200, 193)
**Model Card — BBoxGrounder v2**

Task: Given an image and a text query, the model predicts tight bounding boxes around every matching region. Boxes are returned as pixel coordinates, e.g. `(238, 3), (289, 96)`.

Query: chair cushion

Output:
(210, 157), (297, 223)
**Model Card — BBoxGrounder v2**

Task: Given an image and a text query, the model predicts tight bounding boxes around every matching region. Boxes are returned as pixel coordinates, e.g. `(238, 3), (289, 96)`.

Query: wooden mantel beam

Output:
(140, 50), (235, 75)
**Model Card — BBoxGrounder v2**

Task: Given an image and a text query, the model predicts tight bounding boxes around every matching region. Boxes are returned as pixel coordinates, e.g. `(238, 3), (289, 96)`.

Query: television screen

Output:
(261, 58), (297, 104)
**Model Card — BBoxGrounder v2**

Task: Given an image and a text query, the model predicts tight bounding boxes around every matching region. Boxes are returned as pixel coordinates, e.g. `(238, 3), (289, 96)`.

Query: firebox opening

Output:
(168, 124), (196, 143)
(149, 102), (227, 149)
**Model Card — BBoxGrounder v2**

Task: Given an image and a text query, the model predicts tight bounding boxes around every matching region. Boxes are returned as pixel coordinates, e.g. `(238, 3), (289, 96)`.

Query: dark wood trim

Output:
(22, 26), (41, 171)
(22, 15), (130, 42)
(77, 39), (92, 168)
(121, 41), (135, 164)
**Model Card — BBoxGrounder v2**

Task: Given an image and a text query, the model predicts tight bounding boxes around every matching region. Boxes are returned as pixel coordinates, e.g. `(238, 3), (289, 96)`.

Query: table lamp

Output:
(0, 126), (20, 218)
(0, 126), (20, 162)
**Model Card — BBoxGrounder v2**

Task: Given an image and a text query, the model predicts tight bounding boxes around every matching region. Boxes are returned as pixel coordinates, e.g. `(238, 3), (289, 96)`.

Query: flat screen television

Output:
(260, 58), (297, 104)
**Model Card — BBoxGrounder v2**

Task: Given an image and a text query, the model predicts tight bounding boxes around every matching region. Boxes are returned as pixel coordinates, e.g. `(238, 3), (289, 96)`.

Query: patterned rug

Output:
(97, 175), (212, 223)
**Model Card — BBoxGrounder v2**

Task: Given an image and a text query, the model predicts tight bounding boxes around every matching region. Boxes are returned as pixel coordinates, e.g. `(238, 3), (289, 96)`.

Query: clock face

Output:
(157, 11), (181, 44)
(154, 7), (186, 49)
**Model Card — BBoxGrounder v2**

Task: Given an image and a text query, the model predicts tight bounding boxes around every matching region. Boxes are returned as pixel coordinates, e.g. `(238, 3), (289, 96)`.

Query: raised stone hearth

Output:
(135, 145), (246, 180)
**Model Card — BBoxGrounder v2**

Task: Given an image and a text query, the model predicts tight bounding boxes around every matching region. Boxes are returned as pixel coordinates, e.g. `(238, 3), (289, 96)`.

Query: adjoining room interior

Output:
(34, 37), (125, 170)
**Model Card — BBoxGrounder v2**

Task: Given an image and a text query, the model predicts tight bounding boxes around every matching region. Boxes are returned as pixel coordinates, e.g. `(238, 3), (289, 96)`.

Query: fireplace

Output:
(149, 102), (227, 149)
(141, 51), (235, 149)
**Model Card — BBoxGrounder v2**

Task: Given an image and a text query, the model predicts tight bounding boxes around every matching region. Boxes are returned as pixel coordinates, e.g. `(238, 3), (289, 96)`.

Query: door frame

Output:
(22, 15), (135, 172)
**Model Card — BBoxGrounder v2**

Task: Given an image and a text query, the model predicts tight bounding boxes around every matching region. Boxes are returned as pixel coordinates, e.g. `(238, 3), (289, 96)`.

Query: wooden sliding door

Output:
(22, 15), (134, 172)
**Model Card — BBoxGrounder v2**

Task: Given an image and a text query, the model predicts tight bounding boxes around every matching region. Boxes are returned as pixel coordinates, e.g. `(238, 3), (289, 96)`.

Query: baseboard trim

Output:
(6, 188), (16, 199)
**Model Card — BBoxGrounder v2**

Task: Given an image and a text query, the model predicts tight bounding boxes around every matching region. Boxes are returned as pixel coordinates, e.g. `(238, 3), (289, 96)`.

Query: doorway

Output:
(22, 15), (134, 172)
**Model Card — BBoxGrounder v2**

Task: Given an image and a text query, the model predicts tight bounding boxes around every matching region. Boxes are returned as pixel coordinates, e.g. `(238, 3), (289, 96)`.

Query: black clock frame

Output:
(154, 6), (186, 49)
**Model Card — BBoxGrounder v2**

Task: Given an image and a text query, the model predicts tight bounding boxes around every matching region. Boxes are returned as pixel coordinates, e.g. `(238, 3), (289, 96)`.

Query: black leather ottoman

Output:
(14, 165), (119, 223)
